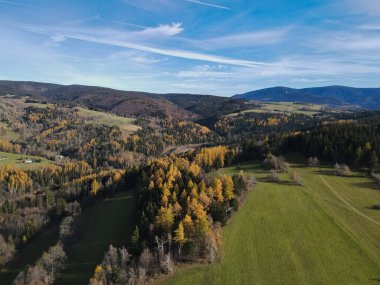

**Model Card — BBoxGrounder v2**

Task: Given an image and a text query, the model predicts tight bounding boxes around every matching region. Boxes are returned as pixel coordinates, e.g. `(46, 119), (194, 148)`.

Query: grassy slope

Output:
(55, 191), (137, 285)
(0, 151), (52, 169)
(228, 102), (327, 117)
(0, 122), (20, 141)
(0, 225), (60, 284)
(155, 162), (380, 285)
(76, 107), (140, 136)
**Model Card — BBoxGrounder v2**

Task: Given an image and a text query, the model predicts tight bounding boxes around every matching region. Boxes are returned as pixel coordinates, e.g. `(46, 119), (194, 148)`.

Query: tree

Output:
(56, 198), (67, 217)
(308, 157), (320, 167)
(90, 179), (101, 196)
(221, 176), (234, 201)
(267, 169), (279, 182)
(155, 206), (174, 234)
(174, 222), (186, 257)
(131, 227), (140, 254)
(212, 178), (224, 203)
(370, 151), (379, 170)
(0, 234), (15, 269)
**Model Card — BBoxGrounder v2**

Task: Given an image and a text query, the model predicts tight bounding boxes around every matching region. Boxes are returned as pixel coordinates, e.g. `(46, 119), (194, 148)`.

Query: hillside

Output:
(0, 81), (195, 120)
(233, 86), (380, 109)
(161, 94), (255, 118)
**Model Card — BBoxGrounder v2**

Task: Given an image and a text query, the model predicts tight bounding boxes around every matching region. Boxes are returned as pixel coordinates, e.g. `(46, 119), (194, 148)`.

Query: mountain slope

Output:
(161, 93), (253, 118)
(234, 86), (380, 109)
(0, 81), (195, 119)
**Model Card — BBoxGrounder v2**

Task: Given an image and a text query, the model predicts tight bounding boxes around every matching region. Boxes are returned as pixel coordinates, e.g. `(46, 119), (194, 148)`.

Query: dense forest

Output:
(90, 146), (255, 284)
(279, 120), (380, 169)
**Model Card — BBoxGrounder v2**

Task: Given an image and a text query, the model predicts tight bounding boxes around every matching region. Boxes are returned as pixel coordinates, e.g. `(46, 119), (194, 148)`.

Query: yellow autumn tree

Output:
(221, 175), (235, 201)
(90, 179), (101, 196)
(155, 206), (174, 233)
(182, 214), (195, 237)
(174, 222), (186, 245)
(212, 177), (224, 203)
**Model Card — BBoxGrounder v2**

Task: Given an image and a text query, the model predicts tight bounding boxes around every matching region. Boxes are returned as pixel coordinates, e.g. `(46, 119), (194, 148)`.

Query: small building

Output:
(55, 155), (64, 163)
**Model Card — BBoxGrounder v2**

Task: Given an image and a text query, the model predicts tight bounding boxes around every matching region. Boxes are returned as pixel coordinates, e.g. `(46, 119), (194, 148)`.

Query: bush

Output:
(371, 204), (380, 210)
(0, 234), (15, 269)
(371, 173), (380, 185)
(14, 244), (67, 285)
(263, 155), (289, 173)
(334, 163), (351, 177)
(290, 172), (303, 186)
(232, 170), (256, 194)
(308, 157), (319, 167)
(267, 169), (280, 182)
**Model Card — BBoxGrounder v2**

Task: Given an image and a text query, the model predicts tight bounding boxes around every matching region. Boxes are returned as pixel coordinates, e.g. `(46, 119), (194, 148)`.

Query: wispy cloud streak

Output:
(22, 26), (268, 67)
(0, 0), (33, 7)
(185, 0), (230, 10)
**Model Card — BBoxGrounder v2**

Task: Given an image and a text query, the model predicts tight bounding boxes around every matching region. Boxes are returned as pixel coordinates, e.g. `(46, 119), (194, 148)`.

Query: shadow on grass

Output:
(313, 170), (364, 179)
(365, 205), (380, 211)
(351, 182), (380, 192)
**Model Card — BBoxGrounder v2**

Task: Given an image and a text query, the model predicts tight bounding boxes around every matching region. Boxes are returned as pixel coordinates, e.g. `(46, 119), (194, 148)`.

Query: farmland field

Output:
(0, 122), (20, 141)
(55, 191), (137, 285)
(155, 160), (380, 285)
(0, 151), (52, 168)
(76, 107), (140, 135)
(228, 102), (330, 117)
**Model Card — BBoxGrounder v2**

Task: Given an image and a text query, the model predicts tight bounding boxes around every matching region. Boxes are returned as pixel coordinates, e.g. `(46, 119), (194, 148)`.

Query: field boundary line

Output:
(319, 175), (380, 227)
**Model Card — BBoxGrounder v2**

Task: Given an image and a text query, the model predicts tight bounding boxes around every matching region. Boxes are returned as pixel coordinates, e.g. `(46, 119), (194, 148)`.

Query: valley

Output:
(0, 81), (379, 285)
(2, 0), (380, 284)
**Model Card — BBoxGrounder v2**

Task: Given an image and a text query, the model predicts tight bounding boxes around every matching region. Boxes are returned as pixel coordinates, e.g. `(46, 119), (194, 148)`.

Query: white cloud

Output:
(358, 24), (380, 31)
(109, 51), (168, 64)
(185, 0), (230, 10)
(342, 0), (380, 16)
(122, 0), (179, 12)
(312, 32), (380, 51)
(202, 28), (289, 48)
(0, 0), (33, 7)
(139, 23), (183, 37)
(22, 26), (268, 67)
(177, 65), (232, 78)
(50, 34), (66, 43)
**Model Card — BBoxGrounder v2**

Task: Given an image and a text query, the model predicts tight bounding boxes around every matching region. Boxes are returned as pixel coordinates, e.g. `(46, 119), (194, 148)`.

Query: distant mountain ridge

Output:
(1, 81), (380, 119)
(233, 86), (380, 109)
(0, 81), (197, 119)
(0, 80), (256, 120)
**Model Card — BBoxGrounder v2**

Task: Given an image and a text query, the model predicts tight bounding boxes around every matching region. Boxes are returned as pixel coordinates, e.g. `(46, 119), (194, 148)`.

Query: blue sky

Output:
(0, 0), (380, 95)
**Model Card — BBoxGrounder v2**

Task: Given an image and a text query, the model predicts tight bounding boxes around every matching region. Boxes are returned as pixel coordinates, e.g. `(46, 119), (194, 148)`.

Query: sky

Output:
(0, 0), (380, 96)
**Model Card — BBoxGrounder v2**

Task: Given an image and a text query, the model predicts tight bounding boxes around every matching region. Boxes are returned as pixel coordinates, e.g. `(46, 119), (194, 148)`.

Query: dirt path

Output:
(319, 175), (380, 227)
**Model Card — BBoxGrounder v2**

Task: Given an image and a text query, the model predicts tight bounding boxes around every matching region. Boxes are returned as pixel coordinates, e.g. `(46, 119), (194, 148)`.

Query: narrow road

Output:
(319, 175), (380, 227)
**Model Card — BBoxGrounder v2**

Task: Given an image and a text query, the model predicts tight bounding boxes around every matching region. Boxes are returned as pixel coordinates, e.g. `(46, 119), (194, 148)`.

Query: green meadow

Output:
(155, 161), (380, 285)
(0, 151), (52, 169)
(55, 191), (137, 285)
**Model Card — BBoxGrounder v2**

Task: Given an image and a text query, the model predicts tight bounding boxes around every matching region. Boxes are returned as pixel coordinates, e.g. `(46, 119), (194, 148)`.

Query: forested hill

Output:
(0, 81), (257, 120)
(2, 81), (380, 120)
(0, 81), (196, 120)
(233, 86), (380, 109)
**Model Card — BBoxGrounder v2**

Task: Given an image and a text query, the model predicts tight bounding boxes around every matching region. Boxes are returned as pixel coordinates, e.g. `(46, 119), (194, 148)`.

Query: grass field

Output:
(55, 191), (137, 285)
(0, 224), (60, 284)
(228, 102), (330, 117)
(76, 107), (140, 135)
(155, 160), (380, 285)
(0, 122), (20, 141)
(0, 151), (52, 169)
